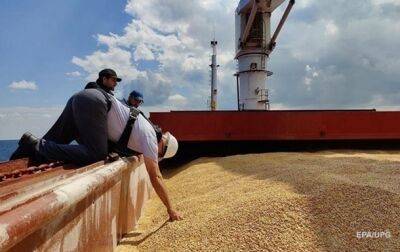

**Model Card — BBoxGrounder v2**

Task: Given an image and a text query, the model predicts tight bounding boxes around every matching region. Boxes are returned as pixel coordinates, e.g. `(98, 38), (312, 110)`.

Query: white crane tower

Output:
(235, 0), (295, 110)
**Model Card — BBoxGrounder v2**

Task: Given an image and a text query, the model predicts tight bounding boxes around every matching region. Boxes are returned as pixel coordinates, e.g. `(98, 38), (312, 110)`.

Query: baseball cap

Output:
(129, 90), (144, 101)
(99, 69), (122, 82)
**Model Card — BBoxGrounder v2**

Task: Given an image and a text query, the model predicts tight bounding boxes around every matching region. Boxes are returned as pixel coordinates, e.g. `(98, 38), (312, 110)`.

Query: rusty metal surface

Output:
(150, 110), (400, 142)
(0, 159), (30, 172)
(0, 162), (64, 183)
(0, 156), (153, 251)
(0, 158), (97, 208)
(118, 160), (153, 236)
(9, 182), (122, 252)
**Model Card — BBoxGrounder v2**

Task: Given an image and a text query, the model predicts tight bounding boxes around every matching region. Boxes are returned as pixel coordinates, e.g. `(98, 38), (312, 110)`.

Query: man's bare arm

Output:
(144, 156), (183, 221)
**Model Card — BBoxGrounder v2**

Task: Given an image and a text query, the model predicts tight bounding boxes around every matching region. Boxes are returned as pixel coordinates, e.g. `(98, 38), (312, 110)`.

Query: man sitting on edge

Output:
(10, 69), (119, 165)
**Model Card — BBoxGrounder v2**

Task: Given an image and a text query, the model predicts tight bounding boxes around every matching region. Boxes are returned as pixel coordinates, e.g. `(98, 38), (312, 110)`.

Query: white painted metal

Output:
(235, 0), (288, 110)
(237, 54), (270, 110)
(236, 0), (285, 110)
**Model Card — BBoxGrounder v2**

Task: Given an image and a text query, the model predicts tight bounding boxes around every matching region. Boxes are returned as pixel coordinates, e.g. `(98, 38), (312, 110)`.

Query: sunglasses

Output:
(106, 77), (118, 84)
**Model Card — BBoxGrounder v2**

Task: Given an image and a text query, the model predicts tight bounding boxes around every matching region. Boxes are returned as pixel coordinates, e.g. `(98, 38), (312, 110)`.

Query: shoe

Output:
(19, 132), (39, 147)
(10, 132), (40, 161)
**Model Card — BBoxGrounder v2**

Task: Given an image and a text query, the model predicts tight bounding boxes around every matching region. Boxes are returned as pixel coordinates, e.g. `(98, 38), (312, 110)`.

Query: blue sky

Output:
(0, 0), (130, 107)
(1, 0), (400, 140)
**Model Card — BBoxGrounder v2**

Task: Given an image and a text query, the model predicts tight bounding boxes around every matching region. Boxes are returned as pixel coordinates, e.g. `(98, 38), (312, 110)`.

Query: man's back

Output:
(107, 97), (158, 162)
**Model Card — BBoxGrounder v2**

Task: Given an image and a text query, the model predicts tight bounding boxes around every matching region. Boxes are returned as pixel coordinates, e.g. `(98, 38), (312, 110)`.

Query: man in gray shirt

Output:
(10, 69), (120, 165)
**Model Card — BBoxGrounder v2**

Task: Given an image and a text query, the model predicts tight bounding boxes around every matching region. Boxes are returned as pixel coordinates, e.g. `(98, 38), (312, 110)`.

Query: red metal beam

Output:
(150, 110), (400, 142)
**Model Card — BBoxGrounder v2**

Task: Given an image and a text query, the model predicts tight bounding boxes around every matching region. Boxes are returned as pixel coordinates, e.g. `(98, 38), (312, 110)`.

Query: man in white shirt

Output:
(108, 96), (183, 221)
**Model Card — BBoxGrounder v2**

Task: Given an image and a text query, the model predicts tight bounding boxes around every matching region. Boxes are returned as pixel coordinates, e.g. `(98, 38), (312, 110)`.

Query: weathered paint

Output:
(0, 156), (153, 251)
(0, 224), (9, 248)
(117, 160), (153, 237)
(62, 218), (82, 251)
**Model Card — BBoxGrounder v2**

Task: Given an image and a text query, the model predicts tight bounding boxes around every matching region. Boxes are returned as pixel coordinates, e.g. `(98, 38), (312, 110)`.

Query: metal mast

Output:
(210, 40), (219, 111)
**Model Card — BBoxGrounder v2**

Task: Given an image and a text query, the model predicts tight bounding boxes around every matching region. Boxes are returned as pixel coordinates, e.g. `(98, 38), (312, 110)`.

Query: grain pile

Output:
(117, 150), (400, 251)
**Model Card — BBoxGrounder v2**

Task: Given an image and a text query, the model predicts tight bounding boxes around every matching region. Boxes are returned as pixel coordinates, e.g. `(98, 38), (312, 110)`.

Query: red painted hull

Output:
(150, 110), (400, 142)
